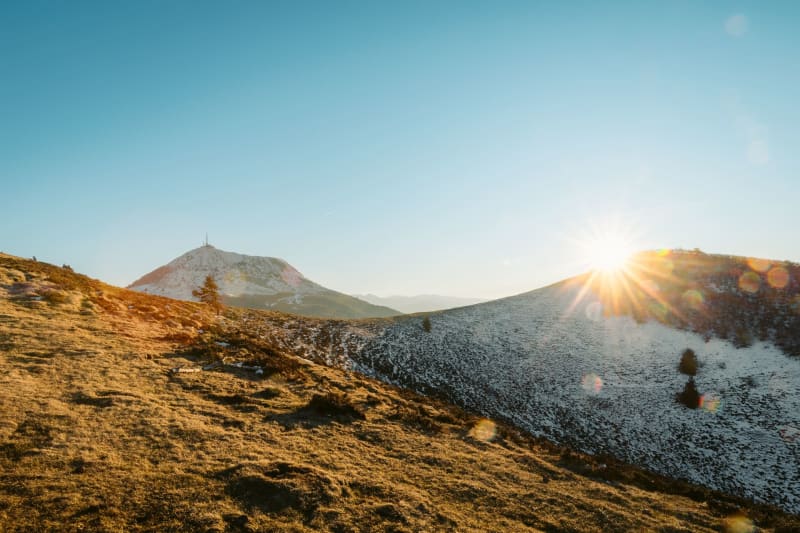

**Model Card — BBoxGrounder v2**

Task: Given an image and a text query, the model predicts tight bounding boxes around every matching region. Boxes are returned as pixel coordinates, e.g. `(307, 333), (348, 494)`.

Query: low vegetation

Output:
(192, 274), (222, 314)
(677, 378), (701, 409)
(679, 348), (698, 376)
(585, 249), (800, 357)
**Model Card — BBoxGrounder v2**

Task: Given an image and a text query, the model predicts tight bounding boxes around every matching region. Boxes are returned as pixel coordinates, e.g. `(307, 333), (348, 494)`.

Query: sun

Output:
(585, 233), (634, 273)
(572, 217), (641, 276)
(563, 219), (652, 320)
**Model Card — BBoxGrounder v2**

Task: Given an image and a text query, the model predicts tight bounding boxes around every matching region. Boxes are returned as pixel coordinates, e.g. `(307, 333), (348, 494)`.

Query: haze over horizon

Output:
(3, 1), (800, 300)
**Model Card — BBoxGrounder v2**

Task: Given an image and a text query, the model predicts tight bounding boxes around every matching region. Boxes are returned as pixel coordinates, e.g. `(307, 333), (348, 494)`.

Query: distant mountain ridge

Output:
(352, 293), (487, 313)
(128, 245), (399, 319)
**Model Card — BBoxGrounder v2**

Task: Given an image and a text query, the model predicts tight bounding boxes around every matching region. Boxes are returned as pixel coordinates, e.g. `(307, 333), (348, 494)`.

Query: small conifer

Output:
(192, 275), (222, 314)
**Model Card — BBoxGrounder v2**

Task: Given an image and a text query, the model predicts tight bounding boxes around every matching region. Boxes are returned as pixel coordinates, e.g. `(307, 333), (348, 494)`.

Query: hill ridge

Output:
(128, 245), (399, 319)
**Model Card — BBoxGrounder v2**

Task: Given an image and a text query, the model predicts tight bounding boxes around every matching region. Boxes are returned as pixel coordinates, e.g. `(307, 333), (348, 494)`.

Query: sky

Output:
(2, 1), (799, 300)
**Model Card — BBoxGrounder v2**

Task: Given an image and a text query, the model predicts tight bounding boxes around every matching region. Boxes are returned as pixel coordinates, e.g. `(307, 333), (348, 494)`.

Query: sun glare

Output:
(586, 234), (633, 273)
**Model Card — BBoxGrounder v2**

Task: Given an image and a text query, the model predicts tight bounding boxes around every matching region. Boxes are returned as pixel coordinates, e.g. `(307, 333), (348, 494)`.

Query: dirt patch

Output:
(307, 392), (365, 421)
(0, 417), (58, 462)
(252, 387), (282, 400)
(71, 392), (114, 408)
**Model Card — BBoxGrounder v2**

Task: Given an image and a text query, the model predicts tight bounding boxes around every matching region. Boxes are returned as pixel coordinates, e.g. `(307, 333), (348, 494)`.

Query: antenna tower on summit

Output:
(204, 233), (209, 247)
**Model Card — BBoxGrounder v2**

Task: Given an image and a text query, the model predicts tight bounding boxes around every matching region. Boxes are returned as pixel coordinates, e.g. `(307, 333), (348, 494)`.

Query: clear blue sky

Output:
(2, 1), (799, 299)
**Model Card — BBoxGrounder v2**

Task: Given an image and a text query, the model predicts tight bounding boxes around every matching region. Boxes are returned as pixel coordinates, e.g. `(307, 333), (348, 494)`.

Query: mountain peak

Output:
(129, 246), (314, 299)
(129, 246), (398, 319)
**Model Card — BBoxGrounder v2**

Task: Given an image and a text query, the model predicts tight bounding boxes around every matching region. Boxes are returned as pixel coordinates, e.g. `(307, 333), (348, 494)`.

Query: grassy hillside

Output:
(1, 254), (797, 532)
(224, 291), (399, 320)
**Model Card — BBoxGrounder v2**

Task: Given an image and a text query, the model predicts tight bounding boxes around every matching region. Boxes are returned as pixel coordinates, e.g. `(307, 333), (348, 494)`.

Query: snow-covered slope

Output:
(335, 276), (800, 512)
(128, 246), (399, 319)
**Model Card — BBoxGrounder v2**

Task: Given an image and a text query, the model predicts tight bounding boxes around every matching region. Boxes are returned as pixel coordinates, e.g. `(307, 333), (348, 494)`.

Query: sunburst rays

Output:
(563, 250), (701, 326)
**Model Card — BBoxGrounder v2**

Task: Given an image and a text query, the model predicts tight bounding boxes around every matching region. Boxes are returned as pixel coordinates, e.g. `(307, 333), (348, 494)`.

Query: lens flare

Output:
(682, 289), (704, 311)
(767, 266), (789, 289)
(738, 271), (761, 293)
(699, 392), (721, 413)
(746, 258), (771, 273)
(469, 419), (497, 442)
(581, 373), (603, 394)
(648, 301), (668, 321)
(723, 514), (755, 533)
(585, 301), (603, 321)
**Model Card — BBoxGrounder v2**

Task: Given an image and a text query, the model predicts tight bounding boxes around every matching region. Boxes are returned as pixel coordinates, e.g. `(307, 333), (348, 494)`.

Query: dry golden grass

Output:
(0, 253), (798, 532)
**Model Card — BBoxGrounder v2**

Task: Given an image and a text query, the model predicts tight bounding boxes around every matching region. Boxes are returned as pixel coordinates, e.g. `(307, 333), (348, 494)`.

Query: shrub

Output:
(307, 393), (365, 421)
(676, 378), (701, 409)
(422, 316), (431, 332)
(678, 349), (698, 376)
(733, 327), (753, 349)
(41, 289), (70, 305)
(387, 405), (441, 433)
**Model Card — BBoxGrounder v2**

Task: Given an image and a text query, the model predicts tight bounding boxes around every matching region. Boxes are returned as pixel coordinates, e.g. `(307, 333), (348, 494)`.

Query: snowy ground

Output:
(328, 282), (800, 512)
